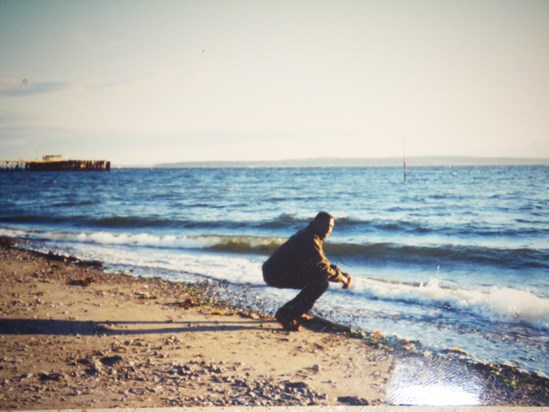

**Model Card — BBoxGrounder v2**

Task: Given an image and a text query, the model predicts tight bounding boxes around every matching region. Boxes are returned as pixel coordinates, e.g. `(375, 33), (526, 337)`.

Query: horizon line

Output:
(118, 155), (549, 168)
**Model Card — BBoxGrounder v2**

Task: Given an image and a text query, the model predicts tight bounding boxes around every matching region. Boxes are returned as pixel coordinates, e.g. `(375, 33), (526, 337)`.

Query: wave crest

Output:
(2, 227), (546, 269)
(355, 277), (548, 330)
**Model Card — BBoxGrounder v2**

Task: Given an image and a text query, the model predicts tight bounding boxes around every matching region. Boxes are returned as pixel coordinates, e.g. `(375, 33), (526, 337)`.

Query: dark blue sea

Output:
(1, 166), (547, 376)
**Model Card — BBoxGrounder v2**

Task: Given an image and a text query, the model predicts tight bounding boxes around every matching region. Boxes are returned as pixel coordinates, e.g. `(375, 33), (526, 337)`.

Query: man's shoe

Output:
(275, 308), (302, 332)
(300, 312), (315, 321)
(284, 319), (302, 332)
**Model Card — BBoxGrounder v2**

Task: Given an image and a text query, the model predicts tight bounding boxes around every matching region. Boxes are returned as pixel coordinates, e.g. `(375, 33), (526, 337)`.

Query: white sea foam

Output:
(0, 228), (214, 250)
(4, 228), (283, 253)
(354, 277), (549, 329)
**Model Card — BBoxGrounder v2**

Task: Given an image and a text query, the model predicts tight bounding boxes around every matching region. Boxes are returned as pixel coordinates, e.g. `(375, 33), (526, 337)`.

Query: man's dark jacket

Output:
(262, 223), (346, 287)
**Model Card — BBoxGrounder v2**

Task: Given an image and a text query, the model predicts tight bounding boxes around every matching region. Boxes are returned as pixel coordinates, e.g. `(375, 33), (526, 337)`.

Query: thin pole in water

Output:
(403, 136), (407, 183)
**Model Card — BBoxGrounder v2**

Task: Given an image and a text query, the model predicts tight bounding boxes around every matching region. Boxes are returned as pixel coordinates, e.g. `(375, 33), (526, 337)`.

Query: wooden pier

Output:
(0, 155), (110, 172)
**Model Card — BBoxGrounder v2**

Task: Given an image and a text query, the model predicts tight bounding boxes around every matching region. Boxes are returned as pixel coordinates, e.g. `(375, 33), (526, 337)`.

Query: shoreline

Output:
(0, 236), (547, 408)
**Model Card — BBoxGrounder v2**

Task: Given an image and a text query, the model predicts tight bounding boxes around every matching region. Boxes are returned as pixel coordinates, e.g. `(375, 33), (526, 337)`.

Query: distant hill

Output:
(155, 157), (548, 168)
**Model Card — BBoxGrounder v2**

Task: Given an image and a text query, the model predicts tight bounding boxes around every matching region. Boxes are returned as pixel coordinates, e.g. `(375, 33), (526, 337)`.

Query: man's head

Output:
(312, 211), (334, 240)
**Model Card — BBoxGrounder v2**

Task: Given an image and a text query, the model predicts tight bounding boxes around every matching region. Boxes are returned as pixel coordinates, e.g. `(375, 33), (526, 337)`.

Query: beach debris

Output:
(211, 378), (327, 407)
(337, 396), (370, 405)
(18, 372), (33, 381)
(239, 310), (261, 320)
(0, 236), (16, 249)
(210, 309), (229, 316)
(67, 276), (95, 287)
(75, 355), (104, 376)
(170, 297), (198, 309)
(135, 291), (157, 300)
(85, 363), (101, 376)
(38, 372), (64, 382)
(164, 297), (200, 310)
(100, 355), (124, 367)
(349, 329), (367, 339)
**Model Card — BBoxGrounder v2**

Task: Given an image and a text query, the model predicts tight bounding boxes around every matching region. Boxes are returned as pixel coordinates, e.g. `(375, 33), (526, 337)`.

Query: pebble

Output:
(19, 372), (33, 381)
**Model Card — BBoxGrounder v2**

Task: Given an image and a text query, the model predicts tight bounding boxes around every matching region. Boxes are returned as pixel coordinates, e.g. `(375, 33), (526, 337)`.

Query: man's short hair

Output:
(313, 211), (334, 223)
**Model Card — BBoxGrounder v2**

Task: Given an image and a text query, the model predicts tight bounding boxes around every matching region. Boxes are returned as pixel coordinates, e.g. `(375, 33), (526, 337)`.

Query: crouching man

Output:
(262, 211), (352, 331)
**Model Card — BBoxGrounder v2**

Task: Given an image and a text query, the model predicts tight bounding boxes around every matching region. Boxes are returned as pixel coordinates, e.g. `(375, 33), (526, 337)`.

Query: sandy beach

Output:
(0, 236), (547, 409)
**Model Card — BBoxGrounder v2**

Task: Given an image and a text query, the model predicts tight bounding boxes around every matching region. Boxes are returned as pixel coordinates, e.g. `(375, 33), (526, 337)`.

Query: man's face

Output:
(318, 218), (334, 239)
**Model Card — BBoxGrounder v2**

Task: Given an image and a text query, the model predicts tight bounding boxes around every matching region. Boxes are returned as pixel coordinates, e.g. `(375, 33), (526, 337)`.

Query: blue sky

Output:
(1, 0), (548, 165)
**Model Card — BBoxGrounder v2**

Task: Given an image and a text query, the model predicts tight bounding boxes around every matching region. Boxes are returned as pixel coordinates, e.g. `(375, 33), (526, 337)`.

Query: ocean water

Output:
(1, 166), (547, 376)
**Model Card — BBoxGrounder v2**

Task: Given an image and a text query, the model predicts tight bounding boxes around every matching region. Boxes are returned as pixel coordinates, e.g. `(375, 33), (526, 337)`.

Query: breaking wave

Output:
(353, 277), (549, 330)
(2, 227), (547, 270)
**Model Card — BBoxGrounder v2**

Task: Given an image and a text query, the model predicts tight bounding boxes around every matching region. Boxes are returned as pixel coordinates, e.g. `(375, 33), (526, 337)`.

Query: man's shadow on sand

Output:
(0, 318), (279, 336)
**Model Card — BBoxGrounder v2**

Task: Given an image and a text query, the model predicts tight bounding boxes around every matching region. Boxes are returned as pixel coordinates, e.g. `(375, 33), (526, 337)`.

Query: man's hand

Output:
(342, 273), (353, 289)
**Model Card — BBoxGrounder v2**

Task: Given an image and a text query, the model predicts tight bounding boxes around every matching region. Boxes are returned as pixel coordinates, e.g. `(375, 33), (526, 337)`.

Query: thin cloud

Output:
(0, 79), (75, 96)
(0, 77), (146, 97)
(2, 138), (27, 146)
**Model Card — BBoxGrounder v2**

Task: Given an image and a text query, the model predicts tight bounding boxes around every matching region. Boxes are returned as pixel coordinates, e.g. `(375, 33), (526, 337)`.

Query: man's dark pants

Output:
(263, 268), (329, 320)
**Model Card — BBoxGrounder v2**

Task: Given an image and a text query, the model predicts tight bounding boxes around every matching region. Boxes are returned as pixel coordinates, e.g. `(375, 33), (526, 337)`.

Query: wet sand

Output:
(0, 237), (547, 409)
